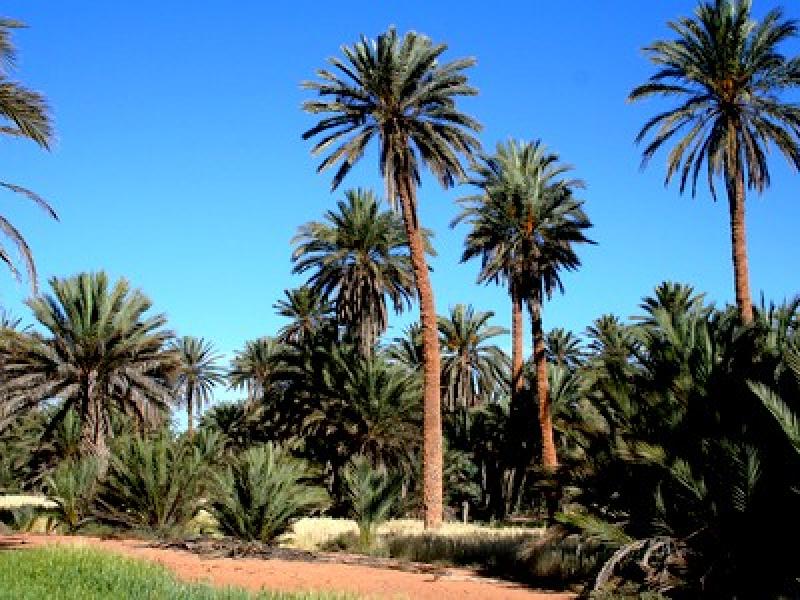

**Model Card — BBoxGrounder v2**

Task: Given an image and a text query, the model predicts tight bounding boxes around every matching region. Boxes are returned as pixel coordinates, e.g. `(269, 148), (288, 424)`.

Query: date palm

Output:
(0, 18), (57, 292)
(228, 336), (285, 403)
(291, 188), (425, 356)
(302, 27), (481, 527)
(172, 336), (224, 436)
(274, 286), (334, 344)
(455, 139), (592, 469)
(546, 328), (584, 368)
(0, 272), (177, 468)
(629, 0), (800, 324)
(438, 304), (509, 411)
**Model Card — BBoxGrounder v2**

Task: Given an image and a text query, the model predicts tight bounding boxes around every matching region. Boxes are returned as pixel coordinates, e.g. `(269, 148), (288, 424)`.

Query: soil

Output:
(0, 533), (577, 600)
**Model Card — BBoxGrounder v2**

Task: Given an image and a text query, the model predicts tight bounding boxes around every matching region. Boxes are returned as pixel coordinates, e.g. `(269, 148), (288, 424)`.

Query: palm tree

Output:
(228, 336), (285, 402)
(172, 336), (224, 436)
(274, 286), (334, 344)
(291, 188), (426, 356)
(302, 27), (482, 527)
(546, 328), (584, 368)
(387, 322), (424, 372)
(0, 18), (56, 292)
(629, 0), (800, 324)
(0, 272), (177, 468)
(438, 304), (509, 411)
(456, 139), (593, 469)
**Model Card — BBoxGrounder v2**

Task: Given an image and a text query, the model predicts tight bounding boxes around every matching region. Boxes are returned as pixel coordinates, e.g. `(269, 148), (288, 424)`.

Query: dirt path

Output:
(1, 534), (575, 600)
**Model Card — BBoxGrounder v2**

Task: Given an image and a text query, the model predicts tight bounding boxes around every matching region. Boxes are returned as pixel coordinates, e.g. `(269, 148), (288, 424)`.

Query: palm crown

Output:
(0, 18), (56, 291)
(172, 336), (224, 435)
(291, 189), (429, 354)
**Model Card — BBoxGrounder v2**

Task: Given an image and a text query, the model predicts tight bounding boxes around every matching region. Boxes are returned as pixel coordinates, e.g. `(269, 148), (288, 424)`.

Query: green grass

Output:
(0, 545), (352, 600)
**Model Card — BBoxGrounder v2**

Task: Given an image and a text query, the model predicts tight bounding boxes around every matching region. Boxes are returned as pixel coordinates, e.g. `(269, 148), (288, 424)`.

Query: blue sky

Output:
(2, 1), (800, 408)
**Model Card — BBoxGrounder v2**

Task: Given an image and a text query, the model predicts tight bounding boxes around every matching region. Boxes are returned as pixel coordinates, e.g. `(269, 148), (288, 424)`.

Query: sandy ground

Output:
(0, 534), (576, 600)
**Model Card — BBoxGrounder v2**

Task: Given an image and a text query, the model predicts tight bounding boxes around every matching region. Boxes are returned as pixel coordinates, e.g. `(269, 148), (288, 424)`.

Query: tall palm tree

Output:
(274, 286), (334, 344)
(302, 27), (482, 527)
(228, 336), (285, 403)
(291, 188), (426, 356)
(455, 140), (592, 469)
(438, 304), (509, 411)
(629, 0), (800, 324)
(0, 18), (57, 292)
(0, 272), (177, 468)
(172, 336), (224, 436)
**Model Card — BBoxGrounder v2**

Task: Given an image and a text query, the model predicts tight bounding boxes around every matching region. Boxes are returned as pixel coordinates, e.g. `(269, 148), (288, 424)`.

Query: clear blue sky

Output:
(2, 1), (799, 408)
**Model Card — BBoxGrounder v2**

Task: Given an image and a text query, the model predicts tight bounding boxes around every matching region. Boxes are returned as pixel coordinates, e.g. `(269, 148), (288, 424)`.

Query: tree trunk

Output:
(186, 385), (194, 437)
(511, 287), (524, 404)
(530, 286), (557, 469)
(81, 370), (110, 473)
(397, 174), (443, 529)
(728, 167), (753, 324)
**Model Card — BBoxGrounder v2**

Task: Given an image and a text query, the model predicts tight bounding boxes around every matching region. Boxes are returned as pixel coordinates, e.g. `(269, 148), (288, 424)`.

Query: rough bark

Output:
(397, 174), (443, 529)
(186, 384), (195, 437)
(511, 287), (525, 404)
(81, 370), (110, 473)
(530, 286), (557, 469)
(728, 166), (753, 324)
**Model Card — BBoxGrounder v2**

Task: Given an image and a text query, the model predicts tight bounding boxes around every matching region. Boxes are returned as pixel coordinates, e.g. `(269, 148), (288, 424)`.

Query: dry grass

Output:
(279, 517), (544, 552)
(0, 494), (57, 510)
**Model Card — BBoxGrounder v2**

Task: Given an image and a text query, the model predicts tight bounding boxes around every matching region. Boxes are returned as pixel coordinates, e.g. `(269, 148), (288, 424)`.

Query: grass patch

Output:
(0, 545), (352, 599)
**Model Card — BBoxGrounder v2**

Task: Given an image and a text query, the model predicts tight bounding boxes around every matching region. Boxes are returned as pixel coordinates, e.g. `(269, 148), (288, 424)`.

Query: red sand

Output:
(1, 533), (576, 600)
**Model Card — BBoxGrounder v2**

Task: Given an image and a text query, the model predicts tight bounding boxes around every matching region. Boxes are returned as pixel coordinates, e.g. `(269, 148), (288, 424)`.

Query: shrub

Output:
(211, 443), (328, 543)
(95, 434), (210, 535)
(342, 456), (401, 549)
(44, 457), (99, 533)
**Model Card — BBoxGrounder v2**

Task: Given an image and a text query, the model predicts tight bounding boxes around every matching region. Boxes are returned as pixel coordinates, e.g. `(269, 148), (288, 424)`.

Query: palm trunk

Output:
(511, 287), (524, 404)
(81, 370), (110, 473)
(529, 285), (557, 469)
(397, 173), (443, 529)
(186, 385), (194, 437)
(728, 167), (753, 324)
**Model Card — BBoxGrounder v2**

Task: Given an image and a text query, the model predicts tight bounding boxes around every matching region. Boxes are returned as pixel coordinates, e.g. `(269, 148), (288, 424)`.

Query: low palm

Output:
(0, 272), (177, 467)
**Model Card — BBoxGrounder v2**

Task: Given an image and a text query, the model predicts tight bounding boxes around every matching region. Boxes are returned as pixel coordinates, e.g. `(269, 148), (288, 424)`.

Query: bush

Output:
(44, 457), (99, 533)
(211, 443), (328, 543)
(342, 456), (401, 549)
(95, 435), (211, 535)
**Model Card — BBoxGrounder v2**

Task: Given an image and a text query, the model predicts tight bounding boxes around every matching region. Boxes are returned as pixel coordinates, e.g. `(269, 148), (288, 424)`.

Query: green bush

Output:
(211, 443), (328, 543)
(342, 456), (401, 549)
(95, 435), (211, 535)
(45, 457), (99, 533)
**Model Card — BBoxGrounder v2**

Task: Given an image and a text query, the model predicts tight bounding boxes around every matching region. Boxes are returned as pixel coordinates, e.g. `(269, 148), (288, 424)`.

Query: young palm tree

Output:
(228, 336), (285, 403)
(0, 272), (177, 468)
(0, 18), (57, 292)
(273, 286), (334, 344)
(438, 304), (509, 411)
(291, 188), (427, 356)
(387, 322), (424, 372)
(629, 0), (800, 324)
(302, 27), (482, 527)
(172, 336), (224, 436)
(456, 139), (593, 469)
